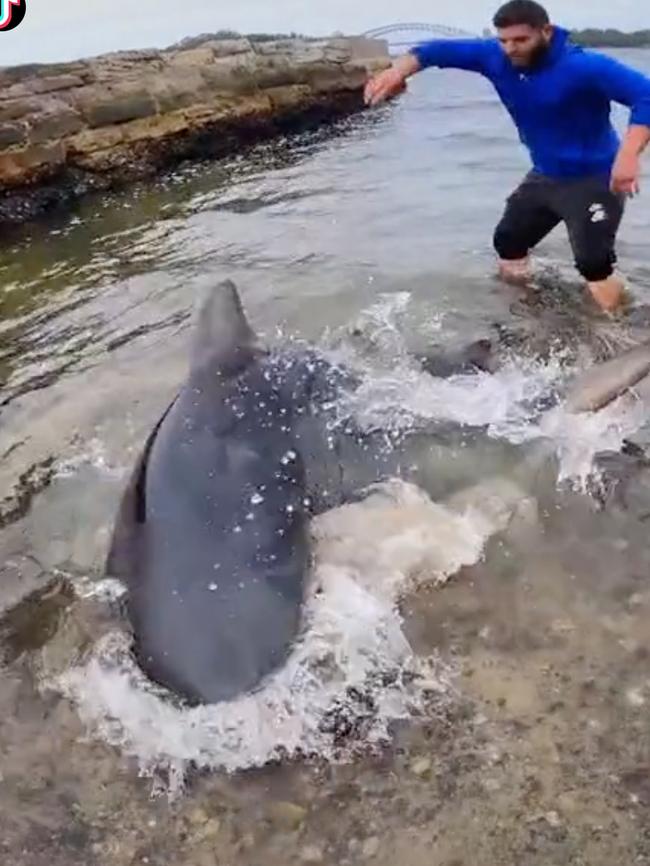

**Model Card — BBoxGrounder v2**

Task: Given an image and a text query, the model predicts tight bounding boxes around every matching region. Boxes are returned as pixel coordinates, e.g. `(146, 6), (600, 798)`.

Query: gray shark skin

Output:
(416, 338), (498, 378)
(106, 281), (314, 707)
(565, 340), (650, 413)
(107, 281), (650, 707)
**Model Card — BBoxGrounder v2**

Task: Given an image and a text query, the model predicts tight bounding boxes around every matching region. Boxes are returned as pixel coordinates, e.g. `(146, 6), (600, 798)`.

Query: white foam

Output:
(48, 291), (650, 797)
(339, 356), (562, 438)
(52, 476), (523, 797)
(324, 291), (650, 490)
(539, 382), (650, 491)
(54, 437), (128, 481)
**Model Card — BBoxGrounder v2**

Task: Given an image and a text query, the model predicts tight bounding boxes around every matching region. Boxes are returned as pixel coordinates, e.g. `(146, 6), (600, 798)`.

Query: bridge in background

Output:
(361, 23), (482, 51)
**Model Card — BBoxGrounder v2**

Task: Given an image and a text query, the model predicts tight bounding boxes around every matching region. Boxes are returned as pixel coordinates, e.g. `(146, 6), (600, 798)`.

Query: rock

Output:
(202, 819), (221, 839)
(77, 90), (158, 128)
(0, 575), (75, 665)
(0, 555), (47, 617)
(36, 609), (93, 679)
(193, 818), (221, 841)
(0, 83), (32, 102)
(30, 74), (85, 94)
(187, 807), (210, 826)
(254, 58), (304, 90)
(410, 757), (433, 778)
(254, 39), (307, 56)
(362, 837), (381, 858)
(148, 68), (207, 112)
(621, 767), (650, 806)
(67, 125), (125, 156)
(169, 47), (217, 68)
(266, 85), (314, 112)
(119, 111), (190, 145)
(0, 141), (65, 187)
(628, 592), (645, 608)
(267, 801), (307, 831)
(308, 64), (368, 94)
(239, 832), (255, 850)
(184, 93), (272, 125)
(0, 34), (389, 225)
(0, 99), (38, 121)
(544, 811), (562, 828)
(29, 109), (84, 144)
(200, 57), (259, 94)
(208, 39), (253, 58)
(301, 845), (324, 863)
(0, 123), (27, 147)
(626, 687), (645, 707)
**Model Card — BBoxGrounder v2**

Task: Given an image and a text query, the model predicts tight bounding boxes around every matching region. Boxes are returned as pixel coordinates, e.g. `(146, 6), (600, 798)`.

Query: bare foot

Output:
(497, 257), (531, 286)
(587, 275), (628, 314)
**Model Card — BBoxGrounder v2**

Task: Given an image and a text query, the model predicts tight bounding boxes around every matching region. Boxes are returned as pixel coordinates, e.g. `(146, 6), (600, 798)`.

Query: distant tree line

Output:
(481, 26), (650, 48)
(171, 30), (312, 50)
(174, 27), (650, 52)
(570, 29), (650, 48)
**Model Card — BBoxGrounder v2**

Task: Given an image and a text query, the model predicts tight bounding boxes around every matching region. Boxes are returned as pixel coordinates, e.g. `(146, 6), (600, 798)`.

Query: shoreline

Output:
(0, 35), (389, 227)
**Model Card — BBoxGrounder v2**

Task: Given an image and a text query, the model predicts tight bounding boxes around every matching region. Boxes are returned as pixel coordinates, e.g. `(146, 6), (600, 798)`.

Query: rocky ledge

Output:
(0, 35), (389, 225)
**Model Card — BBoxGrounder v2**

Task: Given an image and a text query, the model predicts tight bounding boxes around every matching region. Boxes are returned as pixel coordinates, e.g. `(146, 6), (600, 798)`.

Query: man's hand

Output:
(364, 54), (420, 107)
(364, 67), (407, 106)
(611, 148), (641, 196)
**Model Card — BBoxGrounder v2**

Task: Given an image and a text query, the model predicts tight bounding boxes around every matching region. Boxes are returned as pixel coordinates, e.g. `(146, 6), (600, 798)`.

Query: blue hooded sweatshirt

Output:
(410, 27), (650, 179)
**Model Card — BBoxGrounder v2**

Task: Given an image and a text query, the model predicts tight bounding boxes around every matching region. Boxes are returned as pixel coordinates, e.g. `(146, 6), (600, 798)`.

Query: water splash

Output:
(539, 383), (650, 491)
(44, 292), (650, 798)
(54, 437), (128, 481)
(322, 291), (650, 490)
(51, 476), (525, 797)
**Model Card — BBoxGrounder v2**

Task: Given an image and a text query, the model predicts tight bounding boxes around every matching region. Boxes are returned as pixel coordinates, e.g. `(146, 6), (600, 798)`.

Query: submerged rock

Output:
(267, 801), (308, 831)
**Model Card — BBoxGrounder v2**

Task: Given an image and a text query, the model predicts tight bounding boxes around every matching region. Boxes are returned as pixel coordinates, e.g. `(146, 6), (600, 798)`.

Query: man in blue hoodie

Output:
(364, 0), (650, 313)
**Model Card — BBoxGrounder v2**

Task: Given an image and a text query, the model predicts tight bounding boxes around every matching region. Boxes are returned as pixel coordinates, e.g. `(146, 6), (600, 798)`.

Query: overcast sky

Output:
(0, 0), (646, 68)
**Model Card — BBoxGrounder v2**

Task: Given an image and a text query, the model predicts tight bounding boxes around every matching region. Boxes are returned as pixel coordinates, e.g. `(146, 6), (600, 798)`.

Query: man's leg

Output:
(555, 178), (627, 313)
(493, 174), (561, 283)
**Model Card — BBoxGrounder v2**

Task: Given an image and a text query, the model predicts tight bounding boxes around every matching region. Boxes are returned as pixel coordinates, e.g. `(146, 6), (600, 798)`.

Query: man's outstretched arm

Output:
(364, 39), (490, 107)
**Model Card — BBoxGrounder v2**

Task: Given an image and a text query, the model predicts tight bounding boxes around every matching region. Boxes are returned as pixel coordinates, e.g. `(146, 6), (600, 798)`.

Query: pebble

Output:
(188, 807), (209, 826)
(557, 793), (578, 816)
(301, 844), (325, 863)
(625, 687), (646, 707)
(410, 757), (432, 778)
(268, 801), (307, 831)
(362, 837), (380, 858)
(198, 818), (221, 840)
(619, 638), (639, 654)
(551, 618), (575, 634)
(545, 811), (562, 828)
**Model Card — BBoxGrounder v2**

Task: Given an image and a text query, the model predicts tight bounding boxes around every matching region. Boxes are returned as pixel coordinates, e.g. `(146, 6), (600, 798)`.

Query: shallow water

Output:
(2, 48), (650, 865)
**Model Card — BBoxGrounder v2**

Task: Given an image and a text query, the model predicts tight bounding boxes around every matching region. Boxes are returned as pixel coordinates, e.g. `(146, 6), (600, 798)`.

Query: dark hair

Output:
(492, 0), (550, 29)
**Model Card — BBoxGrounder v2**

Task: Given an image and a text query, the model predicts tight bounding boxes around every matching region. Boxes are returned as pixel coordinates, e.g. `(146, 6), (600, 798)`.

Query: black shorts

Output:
(493, 171), (625, 281)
